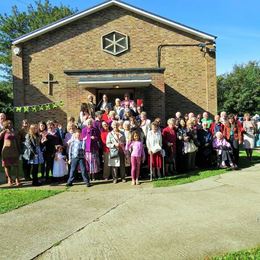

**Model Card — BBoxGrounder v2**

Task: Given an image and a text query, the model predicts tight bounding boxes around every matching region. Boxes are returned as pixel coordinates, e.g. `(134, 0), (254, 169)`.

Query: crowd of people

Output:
(0, 92), (259, 187)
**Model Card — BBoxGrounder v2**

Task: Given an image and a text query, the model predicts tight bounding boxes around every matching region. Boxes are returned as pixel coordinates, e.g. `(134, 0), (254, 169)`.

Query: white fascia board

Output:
(12, 1), (114, 45)
(78, 79), (152, 85)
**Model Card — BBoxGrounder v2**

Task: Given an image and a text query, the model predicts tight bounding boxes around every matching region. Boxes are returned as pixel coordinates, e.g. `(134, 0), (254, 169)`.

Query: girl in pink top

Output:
(126, 131), (145, 185)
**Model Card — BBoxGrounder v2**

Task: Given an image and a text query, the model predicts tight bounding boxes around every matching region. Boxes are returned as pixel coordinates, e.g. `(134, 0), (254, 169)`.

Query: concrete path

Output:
(0, 163), (260, 260)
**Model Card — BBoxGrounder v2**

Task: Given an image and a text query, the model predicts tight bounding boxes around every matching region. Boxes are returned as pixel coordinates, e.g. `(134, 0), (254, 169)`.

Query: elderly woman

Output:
(0, 120), (21, 186)
(243, 113), (256, 161)
(213, 132), (237, 169)
(114, 98), (123, 117)
(106, 121), (126, 184)
(82, 118), (100, 181)
(162, 118), (177, 176)
(223, 114), (242, 165)
(100, 121), (111, 180)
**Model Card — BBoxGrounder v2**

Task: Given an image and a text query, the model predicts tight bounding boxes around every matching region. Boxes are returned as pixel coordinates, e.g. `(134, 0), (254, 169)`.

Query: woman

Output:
(223, 114), (242, 165)
(0, 120), (21, 186)
(176, 118), (188, 172)
(114, 98), (123, 117)
(146, 122), (162, 179)
(106, 121), (126, 184)
(98, 94), (112, 111)
(197, 122), (213, 168)
(140, 112), (151, 138)
(243, 113), (256, 161)
(162, 118), (177, 175)
(185, 120), (198, 171)
(82, 118), (100, 181)
(41, 120), (62, 182)
(38, 121), (47, 178)
(100, 121), (111, 180)
(17, 119), (31, 181)
(23, 124), (43, 186)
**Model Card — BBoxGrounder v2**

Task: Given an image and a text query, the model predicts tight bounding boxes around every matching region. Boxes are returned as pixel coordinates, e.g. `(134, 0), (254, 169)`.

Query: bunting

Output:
(1, 101), (64, 113)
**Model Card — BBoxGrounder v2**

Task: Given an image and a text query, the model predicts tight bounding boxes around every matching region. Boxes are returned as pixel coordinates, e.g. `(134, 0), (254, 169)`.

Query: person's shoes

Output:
(86, 183), (91, 187)
(230, 164), (238, 170)
(122, 179), (127, 183)
(131, 180), (136, 185)
(136, 179), (140, 185)
(113, 179), (118, 184)
(66, 183), (73, 187)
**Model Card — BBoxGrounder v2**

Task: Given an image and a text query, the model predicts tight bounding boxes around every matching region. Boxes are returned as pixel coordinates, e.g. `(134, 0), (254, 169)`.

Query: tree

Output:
(0, 0), (76, 113)
(217, 61), (260, 115)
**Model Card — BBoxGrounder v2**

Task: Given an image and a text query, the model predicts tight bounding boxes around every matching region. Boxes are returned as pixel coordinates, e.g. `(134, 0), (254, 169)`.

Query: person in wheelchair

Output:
(213, 132), (238, 169)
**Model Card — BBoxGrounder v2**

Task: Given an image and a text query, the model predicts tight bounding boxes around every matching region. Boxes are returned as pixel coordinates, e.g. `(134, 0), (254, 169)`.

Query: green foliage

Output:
(0, 0), (77, 112)
(217, 61), (260, 115)
(0, 0), (77, 79)
(212, 246), (260, 259)
(0, 189), (63, 214)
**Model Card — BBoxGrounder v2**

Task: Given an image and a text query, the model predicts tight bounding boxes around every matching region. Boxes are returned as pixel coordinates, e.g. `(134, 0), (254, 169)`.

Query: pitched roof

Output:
(12, 0), (216, 45)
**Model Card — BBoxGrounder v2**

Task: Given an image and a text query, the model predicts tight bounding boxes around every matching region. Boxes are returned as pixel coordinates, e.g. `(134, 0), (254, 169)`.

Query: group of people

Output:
(0, 93), (259, 187)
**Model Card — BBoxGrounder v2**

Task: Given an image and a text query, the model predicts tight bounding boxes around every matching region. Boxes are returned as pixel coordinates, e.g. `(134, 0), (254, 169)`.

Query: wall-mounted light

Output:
(13, 47), (21, 56)
(114, 85), (120, 89)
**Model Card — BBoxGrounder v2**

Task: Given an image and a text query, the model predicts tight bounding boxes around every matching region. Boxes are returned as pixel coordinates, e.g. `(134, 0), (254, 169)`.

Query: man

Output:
(86, 95), (96, 118)
(201, 111), (213, 129)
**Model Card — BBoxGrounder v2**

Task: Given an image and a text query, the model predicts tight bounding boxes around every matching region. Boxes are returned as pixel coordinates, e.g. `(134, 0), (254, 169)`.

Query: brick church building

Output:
(12, 0), (217, 126)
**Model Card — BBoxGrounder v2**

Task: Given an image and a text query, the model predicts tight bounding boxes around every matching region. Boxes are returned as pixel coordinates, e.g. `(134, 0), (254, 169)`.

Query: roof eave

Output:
(12, 0), (216, 45)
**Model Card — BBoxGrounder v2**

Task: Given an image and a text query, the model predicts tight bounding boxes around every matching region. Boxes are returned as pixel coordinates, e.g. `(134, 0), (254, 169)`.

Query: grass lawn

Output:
(211, 246), (260, 259)
(153, 150), (260, 188)
(0, 189), (63, 214)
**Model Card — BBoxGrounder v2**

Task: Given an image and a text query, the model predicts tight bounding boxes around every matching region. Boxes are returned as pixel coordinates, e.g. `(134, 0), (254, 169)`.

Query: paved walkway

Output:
(0, 163), (260, 260)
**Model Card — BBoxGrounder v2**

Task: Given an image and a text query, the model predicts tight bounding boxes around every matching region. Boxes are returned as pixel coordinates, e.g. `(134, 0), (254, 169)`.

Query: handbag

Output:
(184, 140), (198, 154)
(110, 148), (119, 159)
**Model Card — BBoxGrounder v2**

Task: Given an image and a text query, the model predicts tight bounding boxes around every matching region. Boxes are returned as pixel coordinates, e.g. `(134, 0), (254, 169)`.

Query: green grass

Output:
(153, 150), (260, 188)
(211, 246), (260, 259)
(0, 189), (63, 214)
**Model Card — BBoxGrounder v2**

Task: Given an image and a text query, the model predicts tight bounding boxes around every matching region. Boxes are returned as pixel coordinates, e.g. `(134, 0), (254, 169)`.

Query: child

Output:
(213, 132), (237, 169)
(67, 129), (91, 187)
(53, 145), (68, 181)
(126, 131), (145, 185)
(146, 122), (163, 179)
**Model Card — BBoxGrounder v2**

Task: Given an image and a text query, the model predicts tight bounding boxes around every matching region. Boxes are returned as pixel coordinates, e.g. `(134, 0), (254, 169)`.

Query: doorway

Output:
(96, 88), (135, 107)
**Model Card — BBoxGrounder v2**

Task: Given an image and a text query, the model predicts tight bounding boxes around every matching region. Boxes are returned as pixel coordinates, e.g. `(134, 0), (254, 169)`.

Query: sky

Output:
(1, 0), (260, 75)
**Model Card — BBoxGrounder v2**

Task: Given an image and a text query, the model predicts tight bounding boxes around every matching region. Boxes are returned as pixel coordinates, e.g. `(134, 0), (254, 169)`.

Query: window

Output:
(102, 31), (129, 56)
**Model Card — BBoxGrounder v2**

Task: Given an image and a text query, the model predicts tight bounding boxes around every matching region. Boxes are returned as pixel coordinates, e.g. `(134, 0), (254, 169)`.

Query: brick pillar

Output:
(145, 73), (165, 124)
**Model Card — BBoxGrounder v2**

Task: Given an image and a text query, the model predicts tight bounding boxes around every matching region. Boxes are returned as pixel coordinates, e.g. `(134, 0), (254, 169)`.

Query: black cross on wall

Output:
(42, 73), (58, 95)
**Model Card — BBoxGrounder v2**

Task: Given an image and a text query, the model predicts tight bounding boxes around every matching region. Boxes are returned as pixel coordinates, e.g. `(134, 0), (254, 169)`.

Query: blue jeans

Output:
(67, 158), (90, 184)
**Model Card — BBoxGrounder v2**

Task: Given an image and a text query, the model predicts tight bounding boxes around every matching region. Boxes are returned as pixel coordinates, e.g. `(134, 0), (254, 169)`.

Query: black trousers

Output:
(22, 158), (31, 180)
(45, 156), (54, 179)
(31, 164), (40, 185)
